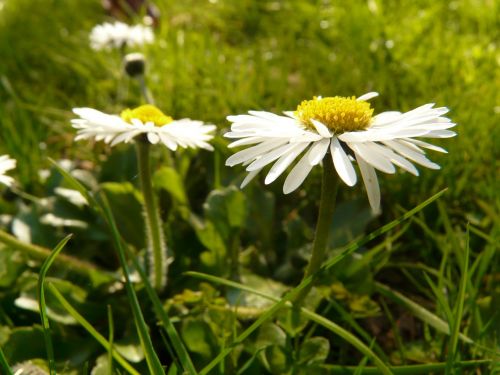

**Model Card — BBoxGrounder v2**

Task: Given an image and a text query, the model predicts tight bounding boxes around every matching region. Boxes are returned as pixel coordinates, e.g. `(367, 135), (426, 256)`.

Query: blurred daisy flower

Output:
(89, 21), (154, 51)
(72, 104), (216, 151)
(225, 93), (456, 212)
(0, 155), (16, 187)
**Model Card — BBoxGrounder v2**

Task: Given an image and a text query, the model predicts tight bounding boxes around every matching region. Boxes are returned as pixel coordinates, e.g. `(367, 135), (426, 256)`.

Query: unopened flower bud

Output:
(124, 52), (146, 77)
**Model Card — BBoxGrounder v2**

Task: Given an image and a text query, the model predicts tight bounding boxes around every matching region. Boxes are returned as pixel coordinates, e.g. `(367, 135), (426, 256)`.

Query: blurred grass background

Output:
(0, 0), (498, 211)
(0, 0), (499, 372)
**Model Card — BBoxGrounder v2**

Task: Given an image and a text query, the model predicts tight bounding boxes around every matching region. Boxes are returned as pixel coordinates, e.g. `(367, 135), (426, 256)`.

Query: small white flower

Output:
(225, 93), (456, 213)
(89, 21), (154, 51)
(0, 155), (16, 187)
(71, 105), (216, 151)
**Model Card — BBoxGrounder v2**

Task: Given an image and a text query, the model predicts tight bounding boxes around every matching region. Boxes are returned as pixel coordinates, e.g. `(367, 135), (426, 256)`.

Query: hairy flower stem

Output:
(296, 155), (339, 303)
(136, 139), (167, 290)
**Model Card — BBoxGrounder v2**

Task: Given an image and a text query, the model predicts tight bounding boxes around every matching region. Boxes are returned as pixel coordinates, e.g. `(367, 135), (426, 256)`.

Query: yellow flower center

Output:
(295, 96), (373, 133)
(120, 105), (173, 127)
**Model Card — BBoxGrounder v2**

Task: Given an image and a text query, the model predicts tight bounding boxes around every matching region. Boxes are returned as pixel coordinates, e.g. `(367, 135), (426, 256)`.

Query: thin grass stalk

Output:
(0, 346), (13, 375)
(107, 305), (115, 375)
(37, 234), (73, 375)
(99, 193), (164, 374)
(124, 244), (198, 375)
(445, 225), (470, 374)
(48, 284), (141, 375)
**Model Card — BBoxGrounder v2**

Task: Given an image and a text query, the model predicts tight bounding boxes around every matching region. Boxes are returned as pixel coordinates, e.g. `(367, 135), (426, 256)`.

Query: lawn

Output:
(0, 0), (498, 374)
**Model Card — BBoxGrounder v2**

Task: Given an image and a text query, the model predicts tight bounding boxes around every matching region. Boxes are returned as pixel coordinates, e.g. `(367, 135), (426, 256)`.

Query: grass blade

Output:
(37, 234), (73, 375)
(0, 345), (13, 375)
(445, 225), (470, 374)
(108, 305), (115, 375)
(187, 271), (392, 375)
(99, 192), (165, 375)
(47, 284), (140, 375)
(124, 246), (198, 375)
(48, 157), (97, 208)
(322, 359), (491, 374)
(375, 282), (472, 344)
(194, 189), (446, 375)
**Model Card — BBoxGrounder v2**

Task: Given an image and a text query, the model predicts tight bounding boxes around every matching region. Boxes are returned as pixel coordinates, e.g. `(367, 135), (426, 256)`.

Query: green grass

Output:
(0, 0), (498, 374)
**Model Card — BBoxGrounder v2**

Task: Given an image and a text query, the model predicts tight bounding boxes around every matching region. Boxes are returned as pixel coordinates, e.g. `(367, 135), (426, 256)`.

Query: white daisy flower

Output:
(0, 155), (16, 187)
(71, 104), (216, 151)
(89, 21), (154, 51)
(225, 93), (456, 212)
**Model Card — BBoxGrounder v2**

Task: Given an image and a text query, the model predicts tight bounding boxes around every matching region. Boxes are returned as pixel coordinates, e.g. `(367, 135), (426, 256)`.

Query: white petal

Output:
(311, 119), (332, 138)
(246, 143), (298, 171)
(404, 138), (448, 153)
(367, 142), (419, 176)
(371, 111), (403, 126)
(348, 142), (396, 174)
(356, 92), (379, 101)
(422, 130), (457, 138)
(227, 137), (264, 148)
(265, 142), (310, 184)
(225, 140), (286, 166)
(330, 138), (357, 186)
(308, 139), (330, 166)
(356, 154), (381, 214)
(241, 169), (261, 188)
(147, 132), (160, 144)
(159, 133), (178, 151)
(283, 149), (316, 194)
(383, 140), (440, 170)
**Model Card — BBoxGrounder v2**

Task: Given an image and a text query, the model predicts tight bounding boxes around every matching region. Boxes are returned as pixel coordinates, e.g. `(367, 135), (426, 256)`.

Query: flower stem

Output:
(297, 155), (339, 301)
(0, 229), (113, 283)
(136, 139), (167, 290)
(137, 75), (155, 105)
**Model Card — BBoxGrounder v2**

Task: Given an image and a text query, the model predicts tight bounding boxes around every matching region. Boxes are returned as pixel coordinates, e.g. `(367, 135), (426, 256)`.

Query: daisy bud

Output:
(124, 52), (146, 77)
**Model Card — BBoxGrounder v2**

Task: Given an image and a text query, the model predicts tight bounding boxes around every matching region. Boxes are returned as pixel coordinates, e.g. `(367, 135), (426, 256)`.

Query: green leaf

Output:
(15, 274), (87, 325)
(348, 295), (381, 318)
(0, 247), (24, 287)
(204, 186), (247, 235)
(298, 337), (330, 365)
(181, 318), (216, 358)
(264, 345), (290, 374)
(329, 199), (376, 248)
(101, 182), (145, 249)
(3, 326), (46, 364)
(154, 166), (188, 205)
(255, 323), (286, 350)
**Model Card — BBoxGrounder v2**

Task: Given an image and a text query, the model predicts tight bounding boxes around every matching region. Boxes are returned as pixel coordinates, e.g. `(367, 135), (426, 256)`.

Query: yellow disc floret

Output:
(121, 104), (173, 127)
(295, 96), (373, 133)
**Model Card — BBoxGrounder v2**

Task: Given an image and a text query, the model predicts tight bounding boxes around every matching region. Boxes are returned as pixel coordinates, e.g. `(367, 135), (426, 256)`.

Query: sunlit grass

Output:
(0, 0), (498, 374)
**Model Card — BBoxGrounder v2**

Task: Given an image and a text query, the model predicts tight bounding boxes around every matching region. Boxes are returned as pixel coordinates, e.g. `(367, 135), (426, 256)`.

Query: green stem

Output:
(0, 229), (113, 282)
(136, 140), (167, 291)
(138, 75), (155, 105)
(297, 154), (339, 301)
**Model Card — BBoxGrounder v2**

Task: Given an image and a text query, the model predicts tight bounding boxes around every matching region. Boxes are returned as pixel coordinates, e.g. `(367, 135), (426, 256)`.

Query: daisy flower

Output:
(89, 21), (154, 51)
(225, 93), (456, 212)
(71, 104), (216, 151)
(0, 155), (16, 187)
